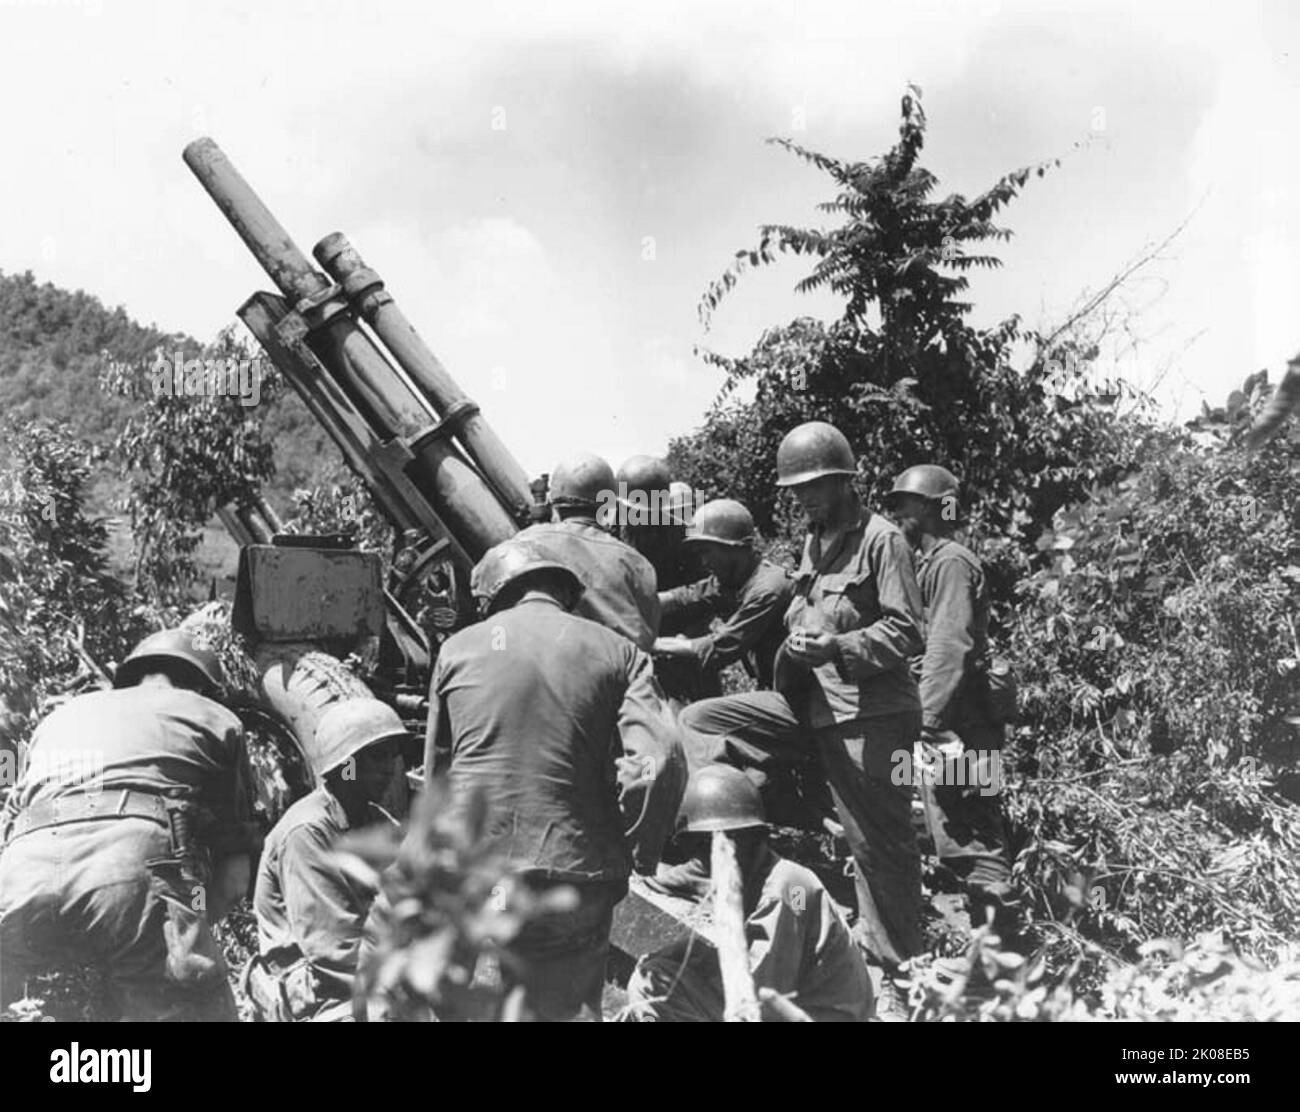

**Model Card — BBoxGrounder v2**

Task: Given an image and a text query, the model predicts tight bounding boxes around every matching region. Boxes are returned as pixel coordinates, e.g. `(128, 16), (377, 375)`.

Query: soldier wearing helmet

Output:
(424, 537), (686, 1020)
(0, 626), (260, 1020)
(248, 697), (408, 1022)
(613, 456), (713, 703)
(885, 465), (1019, 939)
(516, 450), (660, 650)
(653, 498), (794, 693)
(621, 766), (871, 1022)
(614, 455), (699, 591)
(667, 420), (926, 1021)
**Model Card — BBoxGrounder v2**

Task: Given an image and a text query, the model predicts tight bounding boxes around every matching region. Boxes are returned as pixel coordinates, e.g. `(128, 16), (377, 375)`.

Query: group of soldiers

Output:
(0, 419), (1017, 1023)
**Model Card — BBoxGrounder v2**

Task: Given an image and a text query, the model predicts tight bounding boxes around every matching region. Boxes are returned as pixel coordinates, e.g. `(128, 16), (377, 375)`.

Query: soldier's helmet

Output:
(313, 697), (408, 780)
(677, 765), (767, 834)
(471, 539), (585, 616)
(113, 627), (225, 694)
(886, 464), (960, 509)
(684, 498), (755, 548)
(616, 454), (673, 511)
(774, 421), (857, 487)
(548, 451), (616, 508)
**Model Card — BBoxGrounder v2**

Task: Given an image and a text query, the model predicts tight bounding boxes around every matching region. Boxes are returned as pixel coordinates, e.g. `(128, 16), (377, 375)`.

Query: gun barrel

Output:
(183, 138), (328, 306)
(313, 232), (534, 522)
(184, 138), (519, 562)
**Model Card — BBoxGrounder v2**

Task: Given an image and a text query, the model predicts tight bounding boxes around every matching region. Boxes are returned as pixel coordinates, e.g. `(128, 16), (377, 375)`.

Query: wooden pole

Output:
(711, 830), (760, 1022)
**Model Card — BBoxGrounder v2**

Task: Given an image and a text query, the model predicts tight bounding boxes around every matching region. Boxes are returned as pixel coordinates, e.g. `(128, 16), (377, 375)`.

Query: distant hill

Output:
(0, 268), (341, 515)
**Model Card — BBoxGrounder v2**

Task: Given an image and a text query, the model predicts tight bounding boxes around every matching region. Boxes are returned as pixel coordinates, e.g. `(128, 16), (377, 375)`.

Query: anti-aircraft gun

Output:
(183, 138), (538, 816)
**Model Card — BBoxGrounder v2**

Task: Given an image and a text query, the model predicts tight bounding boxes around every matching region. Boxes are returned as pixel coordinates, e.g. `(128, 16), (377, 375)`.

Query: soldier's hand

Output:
(784, 630), (838, 666)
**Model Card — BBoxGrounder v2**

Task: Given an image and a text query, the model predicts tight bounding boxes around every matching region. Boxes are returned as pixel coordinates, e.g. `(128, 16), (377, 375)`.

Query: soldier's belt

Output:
(5, 789), (170, 844)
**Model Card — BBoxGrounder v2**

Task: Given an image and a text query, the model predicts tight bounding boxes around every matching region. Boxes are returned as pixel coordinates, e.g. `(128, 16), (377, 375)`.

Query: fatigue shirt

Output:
(915, 538), (991, 732)
(517, 519), (661, 650)
(658, 559), (794, 688)
(2, 685), (258, 856)
(254, 788), (374, 999)
(426, 599), (686, 883)
(744, 846), (872, 1022)
(785, 504), (924, 728)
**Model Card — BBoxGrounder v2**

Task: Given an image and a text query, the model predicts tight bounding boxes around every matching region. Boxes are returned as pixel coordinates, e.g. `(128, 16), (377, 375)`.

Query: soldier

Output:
(616, 455), (710, 703)
(0, 628), (258, 1021)
(665, 421), (926, 1021)
(247, 698), (407, 1022)
(653, 498), (794, 693)
(885, 465), (1019, 938)
(621, 765), (872, 1023)
(426, 538), (686, 1020)
(517, 450), (660, 650)
(614, 454), (697, 593)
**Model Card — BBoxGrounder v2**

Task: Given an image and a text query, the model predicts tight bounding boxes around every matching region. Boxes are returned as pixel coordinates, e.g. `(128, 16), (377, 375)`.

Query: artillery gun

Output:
(184, 141), (843, 965)
(183, 138), (537, 817)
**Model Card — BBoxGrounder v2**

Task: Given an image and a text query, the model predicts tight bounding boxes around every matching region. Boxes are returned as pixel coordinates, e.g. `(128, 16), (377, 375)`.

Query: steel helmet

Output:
(616, 454), (673, 514)
(677, 764), (766, 834)
(684, 499), (755, 548)
(886, 464), (960, 507)
(471, 539), (584, 615)
(113, 628), (225, 693)
(774, 421), (857, 487)
(313, 697), (407, 780)
(548, 451), (616, 508)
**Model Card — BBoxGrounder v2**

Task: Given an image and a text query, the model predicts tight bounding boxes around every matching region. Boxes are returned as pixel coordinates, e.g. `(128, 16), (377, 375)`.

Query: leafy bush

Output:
(0, 417), (147, 755)
(1003, 388), (1300, 968)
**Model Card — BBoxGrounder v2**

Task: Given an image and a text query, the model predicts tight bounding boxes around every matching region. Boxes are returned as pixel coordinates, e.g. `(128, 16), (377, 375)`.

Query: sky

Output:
(1, 0), (1297, 475)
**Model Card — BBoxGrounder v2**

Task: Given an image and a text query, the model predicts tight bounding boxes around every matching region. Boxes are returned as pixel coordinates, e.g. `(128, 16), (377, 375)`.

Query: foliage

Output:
(0, 417), (147, 754)
(98, 327), (281, 604)
(0, 269), (343, 515)
(281, 464), (393, 557)
(1001, 383), (1300, 968)
(341, 780), (577, 1021)
(909, 926), (1300, 1022)
(671, 88), (1143, 630)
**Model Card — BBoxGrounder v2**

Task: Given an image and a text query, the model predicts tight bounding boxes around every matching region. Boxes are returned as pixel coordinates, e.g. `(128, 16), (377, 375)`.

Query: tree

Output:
(671, 86), (1141, 624)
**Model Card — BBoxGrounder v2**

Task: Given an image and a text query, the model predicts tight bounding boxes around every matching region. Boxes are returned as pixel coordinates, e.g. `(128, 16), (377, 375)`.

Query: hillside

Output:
(0, 268), (340, 518)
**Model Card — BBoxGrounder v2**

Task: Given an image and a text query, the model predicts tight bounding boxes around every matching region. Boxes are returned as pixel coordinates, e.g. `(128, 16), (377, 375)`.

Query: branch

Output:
(1038, 208), (1200, 353)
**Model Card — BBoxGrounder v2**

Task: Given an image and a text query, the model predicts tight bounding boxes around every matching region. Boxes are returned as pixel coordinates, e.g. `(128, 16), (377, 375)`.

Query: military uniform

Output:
(658, 559), (794, 690)
(914, 537), (1014, 924)
(249, 788), (375, 1021)
(427, 596), (686, 1020)
(517, 518), (660, 650)
(679, 502), (925, 969)
(623, 845), (871, 1022)
(0, 685), (257, 1021)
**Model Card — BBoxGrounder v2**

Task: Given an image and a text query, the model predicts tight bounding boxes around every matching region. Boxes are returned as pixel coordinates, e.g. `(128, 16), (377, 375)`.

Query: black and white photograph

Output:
(0, 0), (1295, 1077)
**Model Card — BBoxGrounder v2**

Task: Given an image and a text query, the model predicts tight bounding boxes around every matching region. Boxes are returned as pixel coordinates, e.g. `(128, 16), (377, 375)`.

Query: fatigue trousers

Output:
(502, 876), (625, 1022)
(620, 936), (732, 1022)
(0, 816), (237, 1021)
(680, 693), (922, 970)
(918, 721), (1016, 930)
